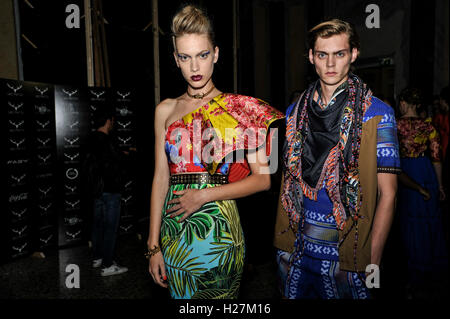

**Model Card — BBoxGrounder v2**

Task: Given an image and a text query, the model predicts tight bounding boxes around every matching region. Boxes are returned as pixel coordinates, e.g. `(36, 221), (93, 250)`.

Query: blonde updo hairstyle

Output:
(171, 4), (215, 51)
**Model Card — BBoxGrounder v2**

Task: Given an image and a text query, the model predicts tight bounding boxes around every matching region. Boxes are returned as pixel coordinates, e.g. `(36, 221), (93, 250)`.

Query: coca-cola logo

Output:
(9, 192), (28, 203)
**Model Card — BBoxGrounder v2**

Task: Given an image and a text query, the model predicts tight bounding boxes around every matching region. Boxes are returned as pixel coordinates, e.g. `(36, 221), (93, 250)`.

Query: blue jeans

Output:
(92, 193), (121, 268)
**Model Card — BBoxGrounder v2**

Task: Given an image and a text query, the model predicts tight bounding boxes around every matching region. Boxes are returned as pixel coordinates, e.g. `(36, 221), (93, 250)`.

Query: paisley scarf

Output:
(281, 73), (372, 232)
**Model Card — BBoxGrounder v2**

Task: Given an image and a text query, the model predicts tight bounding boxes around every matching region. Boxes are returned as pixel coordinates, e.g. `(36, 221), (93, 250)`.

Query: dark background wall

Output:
(2, 0), (448, 109)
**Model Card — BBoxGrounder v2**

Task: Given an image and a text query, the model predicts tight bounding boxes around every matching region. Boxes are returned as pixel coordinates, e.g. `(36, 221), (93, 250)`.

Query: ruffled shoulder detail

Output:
(182, 93), (284, 174)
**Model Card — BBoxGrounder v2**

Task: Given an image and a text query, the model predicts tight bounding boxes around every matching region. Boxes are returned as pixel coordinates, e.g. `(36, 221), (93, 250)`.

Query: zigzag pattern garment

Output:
(162, 93), (284, 299)
(277, 251), (369, 299)
(277, 95), (400, 299)
(277, 187), (370, 299)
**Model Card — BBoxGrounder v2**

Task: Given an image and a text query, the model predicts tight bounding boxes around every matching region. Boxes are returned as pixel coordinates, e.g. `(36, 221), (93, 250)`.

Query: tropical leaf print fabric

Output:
(161, 93), (284, 299)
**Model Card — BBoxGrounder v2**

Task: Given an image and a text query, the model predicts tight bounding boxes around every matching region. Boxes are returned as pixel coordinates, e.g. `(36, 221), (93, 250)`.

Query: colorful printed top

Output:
(286, 95), (401, 261)
(434, 113), (448, 159)
(165, 93), (285, 175)
(397, 117), (441, 162)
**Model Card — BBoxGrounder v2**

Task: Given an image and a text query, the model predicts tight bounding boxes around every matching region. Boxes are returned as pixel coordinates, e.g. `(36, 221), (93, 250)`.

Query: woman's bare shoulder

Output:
(154, 98), (177, 121)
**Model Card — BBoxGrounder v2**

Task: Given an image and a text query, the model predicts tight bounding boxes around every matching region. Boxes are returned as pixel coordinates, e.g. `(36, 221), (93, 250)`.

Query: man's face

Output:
(309, 33), (358, 89)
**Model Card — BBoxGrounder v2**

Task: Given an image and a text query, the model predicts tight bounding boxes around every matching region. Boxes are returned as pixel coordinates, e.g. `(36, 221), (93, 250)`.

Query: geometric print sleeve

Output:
(375, 102), (402, 174)
(363, 97), (402, 174)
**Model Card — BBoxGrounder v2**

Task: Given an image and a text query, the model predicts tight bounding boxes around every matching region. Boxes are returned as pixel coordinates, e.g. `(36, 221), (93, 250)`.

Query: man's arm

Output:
(371, 173), (398, 266)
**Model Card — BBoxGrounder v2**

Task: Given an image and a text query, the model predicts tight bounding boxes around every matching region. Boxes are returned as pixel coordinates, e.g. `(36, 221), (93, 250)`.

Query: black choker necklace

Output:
(186, 86), (215, 99)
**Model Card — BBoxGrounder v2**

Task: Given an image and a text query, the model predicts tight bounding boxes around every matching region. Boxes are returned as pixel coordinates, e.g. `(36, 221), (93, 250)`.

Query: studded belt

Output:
(170, 173), (228, 185)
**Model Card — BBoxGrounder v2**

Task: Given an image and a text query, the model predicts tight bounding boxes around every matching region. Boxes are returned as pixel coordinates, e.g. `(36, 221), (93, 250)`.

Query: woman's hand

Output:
(439, 186), (446, 201)
(149, 252), (168, 288)
(166, 188), (207, 222)
(418, 186), (431, 201)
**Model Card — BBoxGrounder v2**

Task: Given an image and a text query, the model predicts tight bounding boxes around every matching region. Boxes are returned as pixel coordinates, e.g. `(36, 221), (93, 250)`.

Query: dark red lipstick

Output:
(191, 75), (203, 81)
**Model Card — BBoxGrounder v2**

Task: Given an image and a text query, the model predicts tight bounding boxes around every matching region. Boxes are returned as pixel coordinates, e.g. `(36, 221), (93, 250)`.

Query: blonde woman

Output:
(147, 4), (284, 299)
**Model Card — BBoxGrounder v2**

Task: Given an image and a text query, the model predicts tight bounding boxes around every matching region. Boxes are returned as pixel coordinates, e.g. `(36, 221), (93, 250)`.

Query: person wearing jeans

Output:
(92, 192), (124, 274)
(85, 108), (128, 276)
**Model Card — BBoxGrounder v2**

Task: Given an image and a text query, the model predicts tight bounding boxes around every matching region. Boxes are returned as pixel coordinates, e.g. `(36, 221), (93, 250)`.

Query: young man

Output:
(84, 109), (128, 276)
(274, 19), (401, 299)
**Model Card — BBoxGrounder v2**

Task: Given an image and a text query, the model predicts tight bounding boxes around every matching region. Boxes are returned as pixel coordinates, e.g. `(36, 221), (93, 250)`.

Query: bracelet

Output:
(145, 245), (161, 259)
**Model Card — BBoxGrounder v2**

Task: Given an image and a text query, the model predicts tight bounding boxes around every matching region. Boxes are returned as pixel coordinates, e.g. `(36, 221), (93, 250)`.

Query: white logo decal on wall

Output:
(39, 203), (52, 212)
(64, 153), (79, 161)
(65, 200), (80, 209)
(37, 138), (51, 147)
(11, 209), (27, 218)
(11, 174), (26, 183)
(39, 187), (52, 196)
(64, 137), (79, 145)
(122, 195), (132, 204)
(66, 230), (81, 239)
(37, 120), (50, 129)
(38, 154), (51, 163)
(120, 225), (133, 232)
(8, 102), (24, 111)
(40, 235), (54, 244)
(117, 91), (131, 99)
(117, 121), (131, 129)
(10, 139), (25, 148)
(35, 87), (49, 95)
(62, 89), (78, 97)
(90, 90), (105, 98)
(69, 121), (79, 129)
(118, 136), (132, 144)
(65, 185), (77, 193)
(9, 120), (24, 129)
(7, 83), (23, 93)
(66, 168), (79, 180)
(12, 243), (28, 253)
(12, 226), (28, 236)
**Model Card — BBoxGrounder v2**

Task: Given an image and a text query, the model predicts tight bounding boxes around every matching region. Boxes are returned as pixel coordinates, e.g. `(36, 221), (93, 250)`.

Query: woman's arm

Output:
(147, 100), (172, 288)
(167, 146), (271, 222)
(433, 162), (445, 200)
(428, 122), (445, 200)
(398, 171), (431, 200)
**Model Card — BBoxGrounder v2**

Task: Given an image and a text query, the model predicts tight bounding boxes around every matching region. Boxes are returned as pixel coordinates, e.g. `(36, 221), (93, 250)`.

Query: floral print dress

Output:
(161, 93), (284, 299)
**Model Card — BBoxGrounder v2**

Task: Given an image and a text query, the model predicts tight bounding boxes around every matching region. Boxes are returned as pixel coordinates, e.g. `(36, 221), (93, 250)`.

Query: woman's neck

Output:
(401, 108), (418, 118)
(187, 79), (215, 96)
(401, 113), (418, 118)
